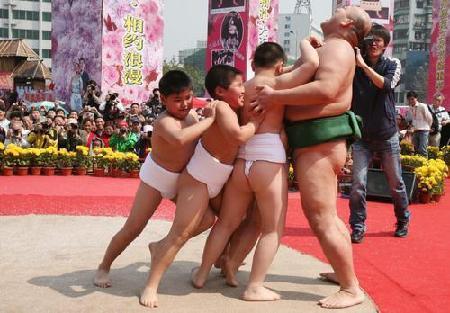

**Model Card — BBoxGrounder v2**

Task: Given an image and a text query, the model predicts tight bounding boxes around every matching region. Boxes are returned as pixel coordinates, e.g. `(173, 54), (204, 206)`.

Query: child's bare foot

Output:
(241, 284), (281, 301)
(214, 254), (226, 269)
(319, 272), (339, 284)
(94, 266), (111, 288)
(223, 260), (238, 287)
(191, 266), (208, 289)
(318, 288), (365, 309)
(140, 286), (158, 308)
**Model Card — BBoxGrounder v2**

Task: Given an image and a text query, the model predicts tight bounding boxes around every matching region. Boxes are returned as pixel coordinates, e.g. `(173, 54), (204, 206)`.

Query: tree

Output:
(163, 59), (205, 97)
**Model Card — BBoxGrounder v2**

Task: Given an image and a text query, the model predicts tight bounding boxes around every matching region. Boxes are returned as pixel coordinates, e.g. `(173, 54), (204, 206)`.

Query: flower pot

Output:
(432, 194), (442, 203)
(120, 170), (130, 178)
(74, 167), (87, 176)
(30, 167), (42, 175)
(16, 167), (29, 176)
(130, 169), (140, 178)
(2, 167), (14, 176)
(93, 167), (105, 177)
(418, 191), (432, 204)
(42, 167), (56, 176)
(110, 168), (120, 178)
(60, 167), (73, 176)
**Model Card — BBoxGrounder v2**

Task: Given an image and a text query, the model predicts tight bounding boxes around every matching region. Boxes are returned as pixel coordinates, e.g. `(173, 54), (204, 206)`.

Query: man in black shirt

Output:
(350, 24), (410, 243)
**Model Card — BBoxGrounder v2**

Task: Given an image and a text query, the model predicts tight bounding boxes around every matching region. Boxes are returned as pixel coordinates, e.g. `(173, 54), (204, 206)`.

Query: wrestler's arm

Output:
(274, 40), (319, 90)
(256, 41), (354, 107)
(216, 101), (261, 145)
(156, 109), (215, 145)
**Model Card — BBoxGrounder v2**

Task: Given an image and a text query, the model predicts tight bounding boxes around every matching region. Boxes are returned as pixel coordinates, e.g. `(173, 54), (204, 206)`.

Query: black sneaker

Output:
(351, 229), (365, 243)
(394, 221), (409, 238)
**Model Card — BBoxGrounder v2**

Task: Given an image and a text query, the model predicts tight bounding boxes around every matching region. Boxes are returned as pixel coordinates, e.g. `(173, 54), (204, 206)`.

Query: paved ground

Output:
(0, 215), (378, 313)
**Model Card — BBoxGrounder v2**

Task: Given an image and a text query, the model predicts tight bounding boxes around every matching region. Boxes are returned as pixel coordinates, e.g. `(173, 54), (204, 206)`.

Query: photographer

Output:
(65, 118), (83, 151)
(83, 83), (101, 110)
(5, 121), (29, 147)
(27, 120), (55, 148)
(134, 124), (152, 160)
(109, 120), (138, 152)
(349, 24), (410, 243)
(100, 93), (124, 121)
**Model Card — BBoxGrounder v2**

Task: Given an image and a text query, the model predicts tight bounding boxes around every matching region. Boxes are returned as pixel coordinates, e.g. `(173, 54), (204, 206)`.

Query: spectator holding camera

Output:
(83, 82), (101, 110)
(349, 24), (410, 243)
(27, 120), (56, 148)
(134, 124), (152, 159)
(5, 121), (29, 147)
(65, 118), (83, 151)
(100, 93), (124, 121)
(109, 120), (138, 152)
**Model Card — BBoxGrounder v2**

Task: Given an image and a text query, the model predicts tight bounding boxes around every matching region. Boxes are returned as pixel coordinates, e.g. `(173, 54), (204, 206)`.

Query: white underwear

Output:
(238, 133), (286, 176)
(139, 154), (180, 199)
(186, 140), (234, 198)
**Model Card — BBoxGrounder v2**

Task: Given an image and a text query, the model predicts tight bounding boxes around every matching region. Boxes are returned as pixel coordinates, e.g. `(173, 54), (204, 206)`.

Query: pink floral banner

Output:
(52, 0), (103, 107)
(427, 0), (450, 109)
(102, 0), (164, 105)
(206, 0), (279, 82)
(246, 0), (279, 78)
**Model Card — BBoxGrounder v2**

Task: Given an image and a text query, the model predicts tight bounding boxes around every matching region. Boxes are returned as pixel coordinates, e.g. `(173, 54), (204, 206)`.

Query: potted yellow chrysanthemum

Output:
(74, 146), (91, 175)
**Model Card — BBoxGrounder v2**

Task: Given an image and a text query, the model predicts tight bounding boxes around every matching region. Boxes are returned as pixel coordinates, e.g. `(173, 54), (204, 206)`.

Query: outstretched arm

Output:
(254, 40), (355, 110)
(274, 39), (319, 90)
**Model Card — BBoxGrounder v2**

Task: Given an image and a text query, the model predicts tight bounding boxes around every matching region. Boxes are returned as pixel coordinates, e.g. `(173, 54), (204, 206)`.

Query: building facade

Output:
(277, 12), (322, 61)
(0, 0), (52, 68)
(393, 0), (433, 103)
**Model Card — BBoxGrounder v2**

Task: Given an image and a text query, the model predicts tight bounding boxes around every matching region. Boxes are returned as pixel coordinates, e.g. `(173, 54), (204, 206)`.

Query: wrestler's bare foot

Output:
(223, 260), (238, 287)
(94, 266), (111, 288)
(140, 286), (158, 308)
(139, 243), (160, 307)
(191, 267), (207, 289)
(319, 272), (339, 284)
(214, 254), (226, 269)
(241, 284), (281, 301)
(319, 288), (365, 309)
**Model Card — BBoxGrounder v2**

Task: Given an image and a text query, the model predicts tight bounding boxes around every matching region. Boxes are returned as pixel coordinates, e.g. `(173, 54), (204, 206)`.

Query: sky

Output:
(163, 0), (333, 61)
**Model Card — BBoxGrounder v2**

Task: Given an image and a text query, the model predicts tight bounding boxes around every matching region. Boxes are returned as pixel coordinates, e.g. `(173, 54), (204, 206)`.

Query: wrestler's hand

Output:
(202, 100), (217, 120)
(355, 48), (366, 68)
(309, 36), (323, 49)
(252, 85), (275, 114)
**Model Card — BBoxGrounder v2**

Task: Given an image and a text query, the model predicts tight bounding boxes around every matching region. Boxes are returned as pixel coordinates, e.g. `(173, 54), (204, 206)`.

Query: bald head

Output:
(321, 6), (372, 47)
(345, 6), (372, 47)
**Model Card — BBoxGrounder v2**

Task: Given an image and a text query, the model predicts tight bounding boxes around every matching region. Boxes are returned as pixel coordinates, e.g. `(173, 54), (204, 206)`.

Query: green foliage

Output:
(163, 59), (205, 97)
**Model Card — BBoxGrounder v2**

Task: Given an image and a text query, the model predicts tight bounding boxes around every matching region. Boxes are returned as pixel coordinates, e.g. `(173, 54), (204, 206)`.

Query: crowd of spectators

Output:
(0, 86), (166, 160)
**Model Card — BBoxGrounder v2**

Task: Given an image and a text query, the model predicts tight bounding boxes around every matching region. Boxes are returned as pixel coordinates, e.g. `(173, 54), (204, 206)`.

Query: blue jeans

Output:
(412, 130), (429, 157)
(349, 135), (410, 231)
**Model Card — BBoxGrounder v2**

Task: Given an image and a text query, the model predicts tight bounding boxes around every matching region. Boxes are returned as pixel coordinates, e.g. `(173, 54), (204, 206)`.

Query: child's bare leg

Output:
(140, 173), (209, 308)
(242, 162), (287, 301)
(94, 182), (162, 288)
(192, 160), (252, 288)
(225, 205), (261, 286)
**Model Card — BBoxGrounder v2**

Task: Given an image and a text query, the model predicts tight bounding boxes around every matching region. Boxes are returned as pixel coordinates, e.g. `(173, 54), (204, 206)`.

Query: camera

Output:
(358, 35), (374, 57)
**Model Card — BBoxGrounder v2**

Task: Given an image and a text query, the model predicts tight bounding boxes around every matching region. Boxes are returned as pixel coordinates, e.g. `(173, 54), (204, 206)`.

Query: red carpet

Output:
(1, 176), (449, 313)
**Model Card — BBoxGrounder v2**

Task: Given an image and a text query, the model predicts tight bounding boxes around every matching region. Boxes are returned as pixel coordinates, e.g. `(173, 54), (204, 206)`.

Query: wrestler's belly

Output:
(285, 102), (350, 122)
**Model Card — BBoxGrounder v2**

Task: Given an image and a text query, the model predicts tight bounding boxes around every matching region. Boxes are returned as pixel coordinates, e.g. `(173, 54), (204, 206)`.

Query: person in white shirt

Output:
(428, 93), (450, 147)
(405, 91), (433, 156)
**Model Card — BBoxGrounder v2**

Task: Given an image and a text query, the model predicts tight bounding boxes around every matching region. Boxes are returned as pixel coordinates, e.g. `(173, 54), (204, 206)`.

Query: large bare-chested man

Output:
(253, 6), (372, 309)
